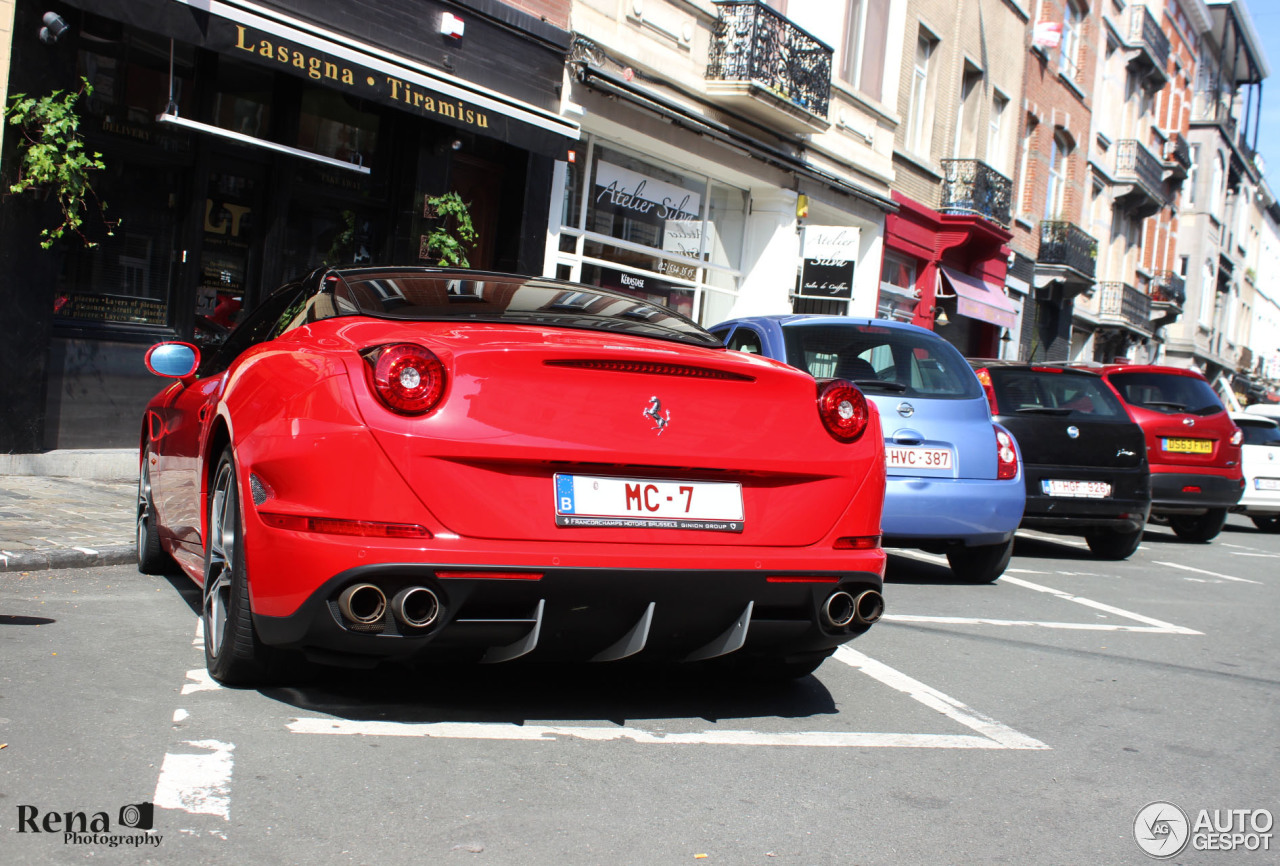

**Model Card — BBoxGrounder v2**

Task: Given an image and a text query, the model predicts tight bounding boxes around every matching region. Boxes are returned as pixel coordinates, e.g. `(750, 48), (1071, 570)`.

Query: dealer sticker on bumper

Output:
(554, 474), (744, 532)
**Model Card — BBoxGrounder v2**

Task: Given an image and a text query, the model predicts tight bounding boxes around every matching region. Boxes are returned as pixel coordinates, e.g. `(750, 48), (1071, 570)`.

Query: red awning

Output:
(939, 266), (1018, 330)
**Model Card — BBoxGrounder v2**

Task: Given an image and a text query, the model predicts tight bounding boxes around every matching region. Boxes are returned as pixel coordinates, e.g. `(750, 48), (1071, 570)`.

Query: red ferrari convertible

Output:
(139, 268), (887, 684)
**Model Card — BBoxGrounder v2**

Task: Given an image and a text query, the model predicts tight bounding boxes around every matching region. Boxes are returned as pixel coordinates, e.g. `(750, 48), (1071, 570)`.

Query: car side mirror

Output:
(145, 342), (200, 380)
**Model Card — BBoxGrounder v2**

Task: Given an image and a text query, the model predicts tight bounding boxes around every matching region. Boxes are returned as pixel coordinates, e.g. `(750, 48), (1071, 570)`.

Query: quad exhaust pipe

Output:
(821, 589), (884, 629)
(391, 586), (441, 628)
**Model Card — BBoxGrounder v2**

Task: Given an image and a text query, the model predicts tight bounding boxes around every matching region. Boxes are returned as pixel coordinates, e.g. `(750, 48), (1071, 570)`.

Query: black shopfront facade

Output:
(0, 0), (576, 452)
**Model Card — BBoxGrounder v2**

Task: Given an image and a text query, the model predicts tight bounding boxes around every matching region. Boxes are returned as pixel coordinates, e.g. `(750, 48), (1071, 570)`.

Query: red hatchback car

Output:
(1087, 364), (1244, 542)
(139, 268), (887, 684)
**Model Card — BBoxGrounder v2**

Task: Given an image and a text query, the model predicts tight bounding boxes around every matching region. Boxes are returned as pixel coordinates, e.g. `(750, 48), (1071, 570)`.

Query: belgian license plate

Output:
(1257, 478), (1280, 491)
(1163, 437), (1212, 454)
(554, 474), (744, 532)
(1042, 479), (1112, 498)
(885, 446), (952, 469)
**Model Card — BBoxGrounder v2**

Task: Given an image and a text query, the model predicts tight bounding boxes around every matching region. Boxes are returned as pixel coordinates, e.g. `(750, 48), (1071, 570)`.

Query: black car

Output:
(970, 361), (1152, 559)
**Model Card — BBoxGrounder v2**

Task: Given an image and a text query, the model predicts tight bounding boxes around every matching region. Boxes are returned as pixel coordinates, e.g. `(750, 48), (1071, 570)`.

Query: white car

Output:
(1231, 412), (1280, 532)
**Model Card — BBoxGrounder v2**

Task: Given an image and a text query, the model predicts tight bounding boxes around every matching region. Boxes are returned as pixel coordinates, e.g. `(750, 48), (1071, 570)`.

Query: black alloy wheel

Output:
(1169, 507), (1229, 543)
(203, 446), (276, 685)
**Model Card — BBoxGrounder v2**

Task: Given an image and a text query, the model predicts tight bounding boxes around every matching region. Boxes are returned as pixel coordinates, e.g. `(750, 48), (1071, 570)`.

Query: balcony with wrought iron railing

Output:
(1126, 5), (1170, 86)
(1113, 140), (1166, 217)
(939, 160), (1012, 226)
(706, 0), (832, 134)
(1151, 270), (1186, 307)
(1038, 221), (1097, 281)
(1097, 282), (1153, 334)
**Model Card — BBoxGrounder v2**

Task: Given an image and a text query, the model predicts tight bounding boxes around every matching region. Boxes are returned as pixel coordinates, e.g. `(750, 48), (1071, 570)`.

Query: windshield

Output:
(989, 369), (1129, 418)
(1108, 371), (1225, 416)
(329, 270), (721, 348)
(781, 322), (981, 399)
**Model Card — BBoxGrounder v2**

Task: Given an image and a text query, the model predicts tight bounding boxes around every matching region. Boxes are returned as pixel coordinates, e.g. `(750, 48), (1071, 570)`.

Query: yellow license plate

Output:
(1163, 437), (1212, 454)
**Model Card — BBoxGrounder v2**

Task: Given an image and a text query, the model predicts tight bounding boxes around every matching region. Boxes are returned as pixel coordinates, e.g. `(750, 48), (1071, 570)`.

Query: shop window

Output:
(877, 253), (918, 321)
(298, 87), (380, 168)
(560, 140), (746, 325)
(52, 162), (184, 331)
(212, 58), (273, 139)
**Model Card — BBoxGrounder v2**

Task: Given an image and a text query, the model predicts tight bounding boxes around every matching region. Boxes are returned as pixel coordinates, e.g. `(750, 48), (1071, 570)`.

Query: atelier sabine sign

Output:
(228, 25), (491, 133)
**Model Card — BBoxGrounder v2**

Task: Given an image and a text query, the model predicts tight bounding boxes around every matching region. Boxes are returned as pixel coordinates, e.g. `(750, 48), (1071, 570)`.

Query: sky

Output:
(1246, 2), (1280, 189)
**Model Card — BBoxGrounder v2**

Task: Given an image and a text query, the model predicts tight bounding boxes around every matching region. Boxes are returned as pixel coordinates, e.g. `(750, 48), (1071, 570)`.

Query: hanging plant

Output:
(422, 191), (477, 268)
(4, 77), (115, 248)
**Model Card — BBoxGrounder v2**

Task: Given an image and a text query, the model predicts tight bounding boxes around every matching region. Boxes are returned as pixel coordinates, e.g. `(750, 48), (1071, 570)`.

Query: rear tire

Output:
(204, 446), (277, 686)
(1250, 515), (1280, 533)
(1169, 508), (1228, 543)
(137, 450), (170, 575)
(946, 538), (1013, 584)
(1084, 526), (1143, 560)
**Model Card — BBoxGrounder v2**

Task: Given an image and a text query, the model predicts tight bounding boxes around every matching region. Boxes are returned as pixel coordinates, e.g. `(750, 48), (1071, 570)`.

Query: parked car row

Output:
(138, 270), (1280, 686)
(713, 315), (1274, 579)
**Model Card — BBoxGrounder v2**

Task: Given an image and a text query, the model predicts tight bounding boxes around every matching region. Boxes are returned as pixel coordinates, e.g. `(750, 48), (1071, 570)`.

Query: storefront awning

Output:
(63, 0), (580, 157)
(939, 266), (1018, 330)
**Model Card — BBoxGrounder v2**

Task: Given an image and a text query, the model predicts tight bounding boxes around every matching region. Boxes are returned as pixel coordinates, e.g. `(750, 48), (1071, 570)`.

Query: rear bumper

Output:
(1019, 466), (1151, 534)
(253, 564), (885, 665)
(1150, 470), (1244, 513)
(881, 476), (1024, 547)
(1234, 479), (1280, 515)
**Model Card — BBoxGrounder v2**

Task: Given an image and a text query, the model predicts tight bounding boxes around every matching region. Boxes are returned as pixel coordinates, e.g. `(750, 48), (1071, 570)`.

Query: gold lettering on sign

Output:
(231, 25), (490, 131)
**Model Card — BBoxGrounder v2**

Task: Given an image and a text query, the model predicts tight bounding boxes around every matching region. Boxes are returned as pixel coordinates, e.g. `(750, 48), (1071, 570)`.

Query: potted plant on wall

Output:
(421, 191), (477, 268)
(4, 77), (116, 248)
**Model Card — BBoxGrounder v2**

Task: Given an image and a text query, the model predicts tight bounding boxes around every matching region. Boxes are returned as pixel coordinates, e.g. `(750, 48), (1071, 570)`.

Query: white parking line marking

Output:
(1153, 561), (1262, 585)
(832, 647), (1048, 750)
(882, 614), (1189, 633)
(1228, 552), (1277, 558)
(181, 668), (222, 695)
(152, 739), (235, 819)
(285, 651), (1048, 750)
(999, 576), (1202, 634)
(286, 718), (1012, 749)
(1015, 530), (1090, 548)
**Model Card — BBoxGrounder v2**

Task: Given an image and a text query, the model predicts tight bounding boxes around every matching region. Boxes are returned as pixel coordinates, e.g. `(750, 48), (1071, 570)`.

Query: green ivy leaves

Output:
(4, 77), (114, 248)
(423, 191), (477, 268)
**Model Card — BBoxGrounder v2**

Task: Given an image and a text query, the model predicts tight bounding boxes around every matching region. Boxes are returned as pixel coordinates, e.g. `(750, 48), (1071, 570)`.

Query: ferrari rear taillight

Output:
(363, 343), (446, 415)
(995, 426), (1018, 480)
(975, 367), (999, 415)
(818, 380), (869, 442)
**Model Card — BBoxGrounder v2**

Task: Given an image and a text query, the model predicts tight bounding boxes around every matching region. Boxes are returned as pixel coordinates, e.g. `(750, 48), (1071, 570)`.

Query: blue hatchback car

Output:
(710, 315), (1025, 582)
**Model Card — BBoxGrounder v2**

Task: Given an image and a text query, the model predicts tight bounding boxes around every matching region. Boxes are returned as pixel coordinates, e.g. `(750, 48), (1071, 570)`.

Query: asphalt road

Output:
(2, 516), (1277, 865)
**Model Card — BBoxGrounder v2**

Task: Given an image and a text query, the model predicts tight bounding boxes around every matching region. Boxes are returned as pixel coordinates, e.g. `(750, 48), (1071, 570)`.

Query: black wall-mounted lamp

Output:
(39, 12), (69, 44)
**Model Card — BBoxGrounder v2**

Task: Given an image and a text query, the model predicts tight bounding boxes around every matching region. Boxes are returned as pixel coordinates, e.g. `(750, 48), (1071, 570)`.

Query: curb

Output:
(0, 545), (135, 573)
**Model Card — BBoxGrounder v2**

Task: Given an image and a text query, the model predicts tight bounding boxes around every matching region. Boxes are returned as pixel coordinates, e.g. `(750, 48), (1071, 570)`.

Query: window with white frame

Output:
(953, 63), (983, 159)
(1200, 258), (1216, 324)
(907, 29), (938, 155)
(1018, 114), (1038, 215)
(1210, 153), (1224, 220)
(988, 91), (1009, 172)
(1059, 0), (1083, 81)
(1044, 130), (1071, 219)
(554, 137), (748, 326)
(840, 0), (890, 103)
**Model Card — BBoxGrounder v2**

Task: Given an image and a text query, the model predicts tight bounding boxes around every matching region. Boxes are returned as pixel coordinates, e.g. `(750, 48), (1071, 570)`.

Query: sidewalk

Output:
(0, 450), (138, 572)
